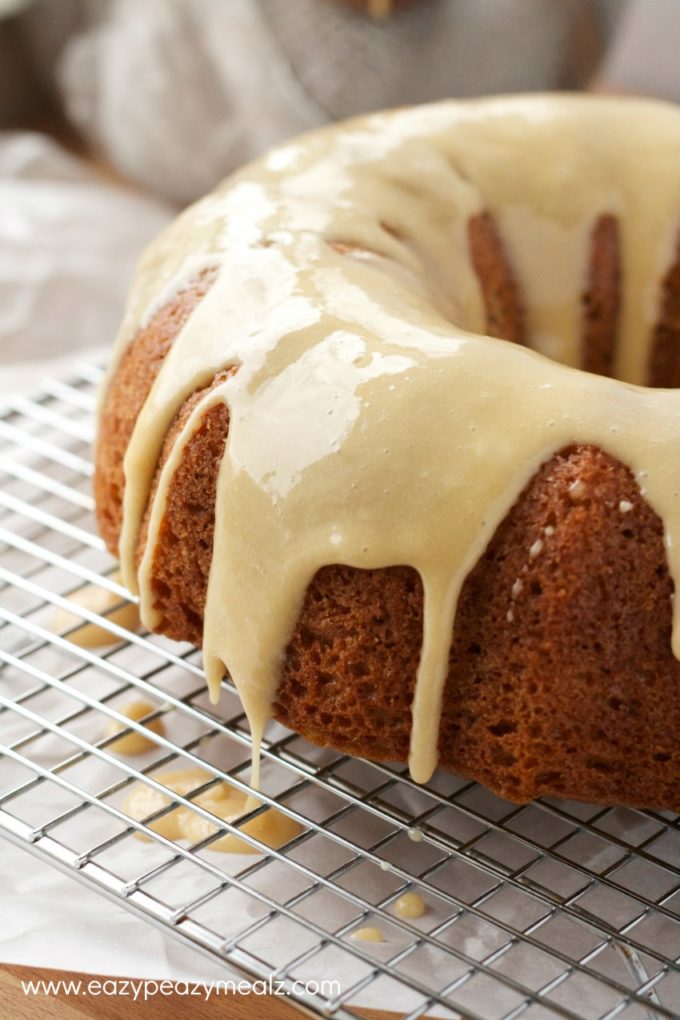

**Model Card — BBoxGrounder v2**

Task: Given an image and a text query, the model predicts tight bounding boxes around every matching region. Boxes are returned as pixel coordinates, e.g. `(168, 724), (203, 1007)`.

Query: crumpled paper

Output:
(0, 839), (232, 983)
(0, 131), (171, 367)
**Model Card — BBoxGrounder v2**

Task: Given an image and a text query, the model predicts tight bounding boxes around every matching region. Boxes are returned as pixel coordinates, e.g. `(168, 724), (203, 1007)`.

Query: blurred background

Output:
(1, 0), (679, 378)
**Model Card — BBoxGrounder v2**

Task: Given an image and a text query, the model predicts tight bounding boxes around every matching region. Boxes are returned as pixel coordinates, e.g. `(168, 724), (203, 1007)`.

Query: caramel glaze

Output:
(350, 927), (384, 942)
(96, 96), (680, 792)
(124, 768), (301, 854)
(394, 892), (425, 919)
(106, 698), (165, 756)
(52, 570), (140, 648)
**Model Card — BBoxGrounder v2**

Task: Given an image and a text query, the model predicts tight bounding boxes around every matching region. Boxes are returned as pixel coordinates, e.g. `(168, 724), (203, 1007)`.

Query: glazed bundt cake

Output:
(96, 95), (680, 809)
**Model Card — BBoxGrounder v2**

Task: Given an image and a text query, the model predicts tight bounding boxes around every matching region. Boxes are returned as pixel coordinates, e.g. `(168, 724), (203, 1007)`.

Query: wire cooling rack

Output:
(1, 362), (680, 1020)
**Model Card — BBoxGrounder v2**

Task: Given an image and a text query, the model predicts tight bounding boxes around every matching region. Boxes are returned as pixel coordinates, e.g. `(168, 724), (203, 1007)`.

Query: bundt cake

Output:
(95, 94), (680, 809)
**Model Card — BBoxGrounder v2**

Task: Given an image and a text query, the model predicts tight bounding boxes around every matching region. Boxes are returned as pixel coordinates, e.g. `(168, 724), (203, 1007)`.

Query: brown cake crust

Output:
(648, 231), (680, 387)
(94, 268), (218, 552)
(95, 214), (680, 810)
(275, 443), (680, 809)
(136, 369), (235, 642)
(581, 214), (620, 377)
(468, 212), (525, 345)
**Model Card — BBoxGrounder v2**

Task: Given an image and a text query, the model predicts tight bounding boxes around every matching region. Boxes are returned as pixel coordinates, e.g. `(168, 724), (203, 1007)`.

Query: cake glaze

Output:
(96, 95), (680, 799)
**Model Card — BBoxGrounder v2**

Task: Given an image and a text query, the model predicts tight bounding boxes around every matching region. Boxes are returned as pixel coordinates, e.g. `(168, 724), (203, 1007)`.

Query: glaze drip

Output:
(106, 96), (680, 785)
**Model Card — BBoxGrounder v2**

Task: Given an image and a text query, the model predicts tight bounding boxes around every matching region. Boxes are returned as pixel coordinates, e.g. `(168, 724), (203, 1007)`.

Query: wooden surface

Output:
(0, 963), (298, 1020)
(0, 962), (421, 1020)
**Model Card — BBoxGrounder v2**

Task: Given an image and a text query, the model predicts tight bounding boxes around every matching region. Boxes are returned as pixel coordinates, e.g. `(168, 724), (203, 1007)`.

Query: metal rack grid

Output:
(1, 361), (680, 1020)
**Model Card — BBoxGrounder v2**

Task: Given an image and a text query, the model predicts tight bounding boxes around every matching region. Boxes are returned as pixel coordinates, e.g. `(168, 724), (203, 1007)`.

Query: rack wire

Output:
(1, 361), (680, 1020)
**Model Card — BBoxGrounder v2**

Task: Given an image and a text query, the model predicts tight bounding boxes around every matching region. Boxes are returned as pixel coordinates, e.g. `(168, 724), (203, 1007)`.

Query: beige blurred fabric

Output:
(597, 0), (680, 101)
(57, 0), (607, 207)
